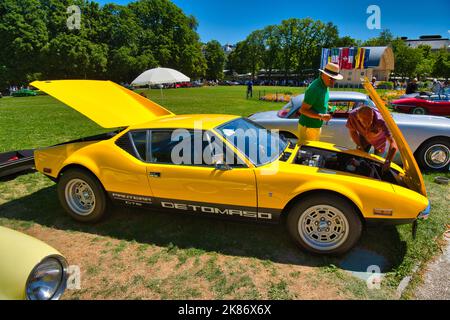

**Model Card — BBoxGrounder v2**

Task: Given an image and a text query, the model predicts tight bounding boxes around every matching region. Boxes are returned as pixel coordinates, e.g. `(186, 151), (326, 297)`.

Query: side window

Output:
(130, 131), (148, 161)
(149, 130), (177, 164)
(329, 101), (356, 114)
(278, 101), (292, 118)
(288, 101), (303, 119)
(204, 131), (247, 168)
(149, 129), (247, 167)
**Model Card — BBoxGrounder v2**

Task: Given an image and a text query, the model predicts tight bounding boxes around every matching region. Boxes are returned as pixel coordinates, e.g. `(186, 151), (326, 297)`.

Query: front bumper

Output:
(417, 203), (431, 220)
(366, 202), (431, 226)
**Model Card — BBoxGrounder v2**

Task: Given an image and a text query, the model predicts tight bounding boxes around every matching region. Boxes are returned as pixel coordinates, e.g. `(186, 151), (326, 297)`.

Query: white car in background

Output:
(249, 91), (450, 171)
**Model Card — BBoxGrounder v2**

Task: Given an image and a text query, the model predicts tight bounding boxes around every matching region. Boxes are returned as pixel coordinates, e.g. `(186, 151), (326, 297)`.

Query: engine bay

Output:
(295, 146), (406, 187)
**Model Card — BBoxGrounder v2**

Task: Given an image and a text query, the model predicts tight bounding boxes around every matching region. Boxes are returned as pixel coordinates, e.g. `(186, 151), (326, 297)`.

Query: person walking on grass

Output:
(297, 62), (343, 145)
(246, 80), (253, 99)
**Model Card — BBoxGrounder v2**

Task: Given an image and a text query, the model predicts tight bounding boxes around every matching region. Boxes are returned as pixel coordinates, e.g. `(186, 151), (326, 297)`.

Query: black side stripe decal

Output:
(108, 192), (282, 221)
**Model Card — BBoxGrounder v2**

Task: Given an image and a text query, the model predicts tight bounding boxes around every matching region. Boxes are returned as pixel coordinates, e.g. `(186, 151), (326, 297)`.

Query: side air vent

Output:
(115, 133), (136, 157)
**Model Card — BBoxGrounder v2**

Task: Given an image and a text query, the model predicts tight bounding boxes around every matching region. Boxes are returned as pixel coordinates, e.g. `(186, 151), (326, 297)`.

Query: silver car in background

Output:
(249, 91), (450, 171)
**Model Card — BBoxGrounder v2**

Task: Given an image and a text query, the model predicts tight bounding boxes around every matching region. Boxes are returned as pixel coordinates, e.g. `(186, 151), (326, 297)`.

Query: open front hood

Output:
(362, 78), (427, 196)
(31, 80), (174, 128)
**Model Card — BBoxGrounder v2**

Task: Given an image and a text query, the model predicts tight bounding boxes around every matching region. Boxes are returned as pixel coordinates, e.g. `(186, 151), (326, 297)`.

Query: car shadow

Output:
(0, 185), (407, 272)
(0, 169), (37, 182)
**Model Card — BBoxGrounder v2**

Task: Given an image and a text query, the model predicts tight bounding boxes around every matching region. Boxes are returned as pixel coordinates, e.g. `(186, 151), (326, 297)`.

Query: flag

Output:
(354, 48), (361, 69)
(363, 48), (371, 68)
(338, 48), (343, 69)
(331, 48), (340, 64)
(355, 48), (367, 69)
(359, 48), (366, 69)
(348, 47), (355, 69)
(341, 48), (351, 69)
(321, 48), (330, 69)
(320, 48), (326, 69)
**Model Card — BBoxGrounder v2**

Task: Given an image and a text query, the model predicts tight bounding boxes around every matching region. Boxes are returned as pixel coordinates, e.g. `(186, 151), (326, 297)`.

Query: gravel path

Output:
(414, 235), (450, 300)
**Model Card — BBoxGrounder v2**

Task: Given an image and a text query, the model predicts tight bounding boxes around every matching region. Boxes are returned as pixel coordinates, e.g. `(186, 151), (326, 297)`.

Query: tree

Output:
(127, 0), (206, 78)
(278, 19), (298, 81)
(0, 0), (207, 88)
(261, 25), (281, 82)
(0, 0), (49, 86)
(391, 39), (422, 78)
(415, 45), (434, 79)
(335, 36), (360, 48)
(432, 49), (450, 79)
(242, 30), (265, 79)
(227, 41), (249, 75)
(204, 40), (225, 80)
(364, 29), (393, 46)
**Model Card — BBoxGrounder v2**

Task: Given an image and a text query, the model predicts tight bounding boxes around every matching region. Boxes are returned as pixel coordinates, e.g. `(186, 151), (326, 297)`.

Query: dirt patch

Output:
(11, 223), (352, 300)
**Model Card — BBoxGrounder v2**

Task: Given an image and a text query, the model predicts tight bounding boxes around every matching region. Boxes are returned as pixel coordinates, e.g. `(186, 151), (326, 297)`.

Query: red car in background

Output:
(175, 82), (192, 88)
(391, 89), (450, 116)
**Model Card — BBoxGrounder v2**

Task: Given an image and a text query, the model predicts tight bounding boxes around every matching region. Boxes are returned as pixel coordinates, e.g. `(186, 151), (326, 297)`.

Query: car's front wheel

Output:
(416, 138), (450, 171)
(287, 194), (362, 255)
(57, 168), (107, 222)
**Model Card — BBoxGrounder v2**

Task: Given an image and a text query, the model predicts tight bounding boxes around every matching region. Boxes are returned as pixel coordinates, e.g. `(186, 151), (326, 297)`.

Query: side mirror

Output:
(214, 160), (233, 171)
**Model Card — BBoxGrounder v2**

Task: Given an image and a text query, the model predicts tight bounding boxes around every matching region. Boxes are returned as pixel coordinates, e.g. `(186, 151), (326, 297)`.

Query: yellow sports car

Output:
(0, 226), (68, 300)
(30, 79), (429, 255)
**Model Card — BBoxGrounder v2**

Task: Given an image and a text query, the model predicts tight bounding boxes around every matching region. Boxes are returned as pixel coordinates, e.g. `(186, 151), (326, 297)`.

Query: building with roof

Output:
(222, 43), (236, 55)
(338, 46), (395, 86)
(402, 35), (450, 51)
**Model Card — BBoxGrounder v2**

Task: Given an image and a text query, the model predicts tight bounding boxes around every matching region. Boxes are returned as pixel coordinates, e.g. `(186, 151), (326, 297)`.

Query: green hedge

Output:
(377, 81), (393, 89)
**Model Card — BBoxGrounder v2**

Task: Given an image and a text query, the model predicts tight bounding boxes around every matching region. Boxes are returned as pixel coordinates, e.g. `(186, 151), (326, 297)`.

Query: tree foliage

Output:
(204, 40), (225, 80)
(432, 49), (450, 79)
(0, 0), (207, 88)
(227, 18), (340, 81)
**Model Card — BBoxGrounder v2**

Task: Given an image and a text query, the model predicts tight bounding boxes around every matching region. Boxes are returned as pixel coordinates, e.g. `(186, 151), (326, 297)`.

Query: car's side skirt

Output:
(108, 192), (282, 223)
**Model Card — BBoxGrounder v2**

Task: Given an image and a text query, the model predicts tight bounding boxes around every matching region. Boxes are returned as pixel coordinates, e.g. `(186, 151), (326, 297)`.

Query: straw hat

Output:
(319, 62), (343, 80)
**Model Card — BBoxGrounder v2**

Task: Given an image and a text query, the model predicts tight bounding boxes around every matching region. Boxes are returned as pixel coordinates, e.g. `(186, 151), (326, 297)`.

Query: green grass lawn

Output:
(0, 86), (448, 300)
(0, 86), (298, 152)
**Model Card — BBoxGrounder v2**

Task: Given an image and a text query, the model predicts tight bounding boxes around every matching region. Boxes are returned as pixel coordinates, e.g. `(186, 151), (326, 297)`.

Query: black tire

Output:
(415, 138), (450, 172)
(286, 194), (362, 255)
(412, 107), (426, 115)
(57, 168), (108, 222)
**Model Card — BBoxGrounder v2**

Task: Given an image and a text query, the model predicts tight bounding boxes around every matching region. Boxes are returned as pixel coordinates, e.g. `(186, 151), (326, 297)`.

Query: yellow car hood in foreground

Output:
(31, 80), (174, 128)
(362, 78), (426, 196)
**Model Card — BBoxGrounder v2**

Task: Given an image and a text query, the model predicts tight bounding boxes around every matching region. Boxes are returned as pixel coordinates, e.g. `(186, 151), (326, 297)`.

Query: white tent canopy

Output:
(131, 67), (190, 86)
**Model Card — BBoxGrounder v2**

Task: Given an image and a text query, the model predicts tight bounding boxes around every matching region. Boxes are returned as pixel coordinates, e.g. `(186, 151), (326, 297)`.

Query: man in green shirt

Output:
(297, 62), (343, 145)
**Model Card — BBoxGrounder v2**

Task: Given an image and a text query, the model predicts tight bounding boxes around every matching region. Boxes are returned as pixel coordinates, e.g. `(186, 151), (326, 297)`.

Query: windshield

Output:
(278, 101), (293, 118)
(366, 98), (376, 108)
(216, 118), (288, 166)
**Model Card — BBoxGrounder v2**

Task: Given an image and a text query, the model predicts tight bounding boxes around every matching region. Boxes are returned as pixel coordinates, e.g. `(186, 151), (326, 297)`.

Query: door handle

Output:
(149, 172), (161, 178)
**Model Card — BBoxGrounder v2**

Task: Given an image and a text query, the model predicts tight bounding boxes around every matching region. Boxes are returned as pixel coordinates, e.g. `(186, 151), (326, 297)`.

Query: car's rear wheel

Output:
(416, 138), (450, 171)
(57, 168), (107, 222)
(412, 107), (426, 115)
(286, 194), (362, 255)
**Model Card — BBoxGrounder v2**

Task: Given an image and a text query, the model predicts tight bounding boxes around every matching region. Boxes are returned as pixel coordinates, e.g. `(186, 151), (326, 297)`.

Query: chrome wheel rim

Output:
(64, 179), (96, 216)
(424, 144), (450, 169)
(413, 108), (425, 115)
(298, 205), (349, 251)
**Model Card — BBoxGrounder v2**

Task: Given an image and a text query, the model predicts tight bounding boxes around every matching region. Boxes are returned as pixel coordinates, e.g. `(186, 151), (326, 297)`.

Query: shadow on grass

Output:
(0, 185), (407, 271)
(0, 169), (37, 182)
